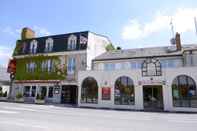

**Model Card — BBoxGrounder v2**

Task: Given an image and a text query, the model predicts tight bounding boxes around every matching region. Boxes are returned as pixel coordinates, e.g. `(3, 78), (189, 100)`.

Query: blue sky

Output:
(0, 0), (197, 66)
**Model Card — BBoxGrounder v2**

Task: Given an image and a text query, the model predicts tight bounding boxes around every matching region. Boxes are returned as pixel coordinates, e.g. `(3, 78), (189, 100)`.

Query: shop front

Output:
(78, 67), (197, 112)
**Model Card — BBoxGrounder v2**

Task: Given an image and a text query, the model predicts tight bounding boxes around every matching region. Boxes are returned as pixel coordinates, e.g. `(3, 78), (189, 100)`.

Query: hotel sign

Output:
(138, 80), (166, 85)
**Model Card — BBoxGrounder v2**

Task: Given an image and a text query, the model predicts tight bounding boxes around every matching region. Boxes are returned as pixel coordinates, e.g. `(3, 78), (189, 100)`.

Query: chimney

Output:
(175, 32), (182, 51)
(21, 27), (35, 40)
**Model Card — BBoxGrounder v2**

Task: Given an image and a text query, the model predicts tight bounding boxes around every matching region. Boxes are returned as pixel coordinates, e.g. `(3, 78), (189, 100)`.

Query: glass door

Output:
(143, 85), (163, 111)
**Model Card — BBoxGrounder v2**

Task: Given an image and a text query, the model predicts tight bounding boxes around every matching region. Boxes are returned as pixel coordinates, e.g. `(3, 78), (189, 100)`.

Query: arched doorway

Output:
(114, 76), (135, 105)
(81, 77), (98, 104)
(172, 75), (197, 107)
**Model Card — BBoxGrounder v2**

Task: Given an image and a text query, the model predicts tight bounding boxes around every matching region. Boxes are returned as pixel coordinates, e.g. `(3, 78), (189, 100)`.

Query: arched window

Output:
(81, 77), (98, 103)
(45, 38), (53, 52)
(114, 76), (135, 105)
(68, 34), (77, 50)
(142, 58), (162, 76)
(30, 40), (38, 54)
(172, 75), (197, 107)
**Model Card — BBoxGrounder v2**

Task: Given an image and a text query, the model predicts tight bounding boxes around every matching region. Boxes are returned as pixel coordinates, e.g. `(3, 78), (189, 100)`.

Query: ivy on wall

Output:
(15, 55), (67, 80)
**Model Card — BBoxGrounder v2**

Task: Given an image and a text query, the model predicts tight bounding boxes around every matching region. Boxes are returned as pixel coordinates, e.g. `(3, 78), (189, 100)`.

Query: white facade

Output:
(78, 45), (197, 112)
(78, 67), (197, 112)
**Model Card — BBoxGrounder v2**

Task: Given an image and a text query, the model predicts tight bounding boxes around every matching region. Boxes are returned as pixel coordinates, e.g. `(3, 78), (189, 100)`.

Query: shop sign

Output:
(138, 80), (166, 85)
(54, 87), (60, 94)
(102, 87), (111, 100)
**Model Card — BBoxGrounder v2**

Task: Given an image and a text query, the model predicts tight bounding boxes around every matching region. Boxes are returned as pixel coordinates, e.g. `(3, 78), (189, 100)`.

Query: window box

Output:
(15, 98), (24, 103)
(35, 99), (45, 104)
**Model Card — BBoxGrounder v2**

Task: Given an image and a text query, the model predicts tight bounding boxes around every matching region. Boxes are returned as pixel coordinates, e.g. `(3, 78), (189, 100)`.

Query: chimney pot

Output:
(175, 32), (182, 51)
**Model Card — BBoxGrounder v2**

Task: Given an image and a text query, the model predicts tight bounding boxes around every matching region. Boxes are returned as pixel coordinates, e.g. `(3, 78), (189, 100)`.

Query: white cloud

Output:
(0, 46), (12, 67)
(33, 26), (51, 36)
(122, 8), (197, 40)
(1, 26), (51, 37)
(2, 26), (20, 37)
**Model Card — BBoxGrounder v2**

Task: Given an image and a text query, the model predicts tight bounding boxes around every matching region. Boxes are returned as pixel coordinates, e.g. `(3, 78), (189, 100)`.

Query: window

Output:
(67, 57), (76, 74)
(45, 38), (53, 52)
(68, 35), (77, 50)
(47, 59), (53, 72)
(41, 59), (53, 72)
(130, 62), (141, 69)
(172, 75), (197, 107)
(39, 86), (47, 98)
(24, 86), (30, 97)
(114, 76), (135, 105)
(142, 58), (162, 76)
(22, 42), (27, 54)
(30, 40), (38, 54)
(104, 63), (115, 71)
(81, 77), (98, 103)
(31, 86), (36, 97)
(26, 62), (36, 73)
(161, 60), (176, 68)
(116, 62), (129, 70)
(41, 60), (48, 72)
(48, 86), (53, 98)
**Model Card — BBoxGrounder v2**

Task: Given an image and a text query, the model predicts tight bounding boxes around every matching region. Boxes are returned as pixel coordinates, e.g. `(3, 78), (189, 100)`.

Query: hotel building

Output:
(11, 28), (110, 104)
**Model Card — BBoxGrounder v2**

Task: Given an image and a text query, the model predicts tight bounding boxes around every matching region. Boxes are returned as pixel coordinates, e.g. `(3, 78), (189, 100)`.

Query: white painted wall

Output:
(87, 32), (110, 70)
(78, 66), (197, 112)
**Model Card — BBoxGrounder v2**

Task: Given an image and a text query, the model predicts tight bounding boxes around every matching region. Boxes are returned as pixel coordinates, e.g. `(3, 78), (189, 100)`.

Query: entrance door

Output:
(143, 85), (163, 111)
(61, 85), (77, 104)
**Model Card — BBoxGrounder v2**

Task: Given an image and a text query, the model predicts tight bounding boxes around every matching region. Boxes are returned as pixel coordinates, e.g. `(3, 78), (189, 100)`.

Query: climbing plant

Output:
(15, 55), (67, 80)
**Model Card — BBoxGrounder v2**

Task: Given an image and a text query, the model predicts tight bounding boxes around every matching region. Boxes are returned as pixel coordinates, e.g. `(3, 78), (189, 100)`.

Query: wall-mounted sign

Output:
(54, 87), (60, 94)
(102, 87), (111, 100)
(138, 80), (166, 85)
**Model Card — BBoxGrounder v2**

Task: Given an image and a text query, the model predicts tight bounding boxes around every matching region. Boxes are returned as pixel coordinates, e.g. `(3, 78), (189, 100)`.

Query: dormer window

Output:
(45, 38), (53, 52)
(68, 34), (77, 50)
(30, 40), (37, 54)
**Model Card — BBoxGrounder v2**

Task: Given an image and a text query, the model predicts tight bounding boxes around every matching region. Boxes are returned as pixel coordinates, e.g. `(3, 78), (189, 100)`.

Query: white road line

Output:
(2, 106), (38, 112)
(0, 121), (49, 129)
(0, 110), (19, 114)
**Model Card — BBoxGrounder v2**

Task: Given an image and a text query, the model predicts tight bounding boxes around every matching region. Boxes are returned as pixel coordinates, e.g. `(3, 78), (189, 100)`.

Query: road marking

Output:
(0, 121), (48, 129)
(0, 110), (19, 114)
(2, 106), (38, 112)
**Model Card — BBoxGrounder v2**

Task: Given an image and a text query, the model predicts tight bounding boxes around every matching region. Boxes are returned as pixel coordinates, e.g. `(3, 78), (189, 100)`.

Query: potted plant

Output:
(0, 91), (8, 101)
(35, 94), (45, 104)
(15, 92), (24, 102)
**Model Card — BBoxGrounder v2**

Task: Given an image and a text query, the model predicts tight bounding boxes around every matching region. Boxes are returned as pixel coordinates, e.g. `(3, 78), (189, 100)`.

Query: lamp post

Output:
(8, 72), (15, 100)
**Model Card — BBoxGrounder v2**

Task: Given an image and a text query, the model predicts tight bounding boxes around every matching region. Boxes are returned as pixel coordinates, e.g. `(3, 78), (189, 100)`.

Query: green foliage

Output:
(3, 91), (7, 97)
(15, 55), (67, 80)
(105, 43), (115, 51)
(16, 92), (23, 99)
(36, 94), (45, 100)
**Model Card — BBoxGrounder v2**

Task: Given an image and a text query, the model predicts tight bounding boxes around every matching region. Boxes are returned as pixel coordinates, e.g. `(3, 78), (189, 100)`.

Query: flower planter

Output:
(0, 97), (8, 101)
(35, 99), (45, 104)
(15, 98), (24, 103)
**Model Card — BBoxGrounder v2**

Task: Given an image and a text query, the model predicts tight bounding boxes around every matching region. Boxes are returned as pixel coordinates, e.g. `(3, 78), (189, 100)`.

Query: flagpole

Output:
(194, 17), (197, 36)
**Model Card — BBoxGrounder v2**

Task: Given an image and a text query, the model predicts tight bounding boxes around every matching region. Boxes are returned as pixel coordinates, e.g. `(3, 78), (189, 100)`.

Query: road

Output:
(0, 102), (197, 131)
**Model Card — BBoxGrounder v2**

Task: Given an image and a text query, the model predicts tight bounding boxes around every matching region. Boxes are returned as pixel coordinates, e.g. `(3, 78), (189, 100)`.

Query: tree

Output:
(105, 43), (115, 51)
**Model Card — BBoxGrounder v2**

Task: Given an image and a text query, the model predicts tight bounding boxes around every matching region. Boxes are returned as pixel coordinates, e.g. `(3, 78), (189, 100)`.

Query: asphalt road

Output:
(0, 102), (197, 131)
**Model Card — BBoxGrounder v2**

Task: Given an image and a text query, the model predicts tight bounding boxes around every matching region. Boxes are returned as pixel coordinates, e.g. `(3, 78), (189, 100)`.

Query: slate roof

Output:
(14, 31), (89, 56)
(94, 44), (197, 61)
